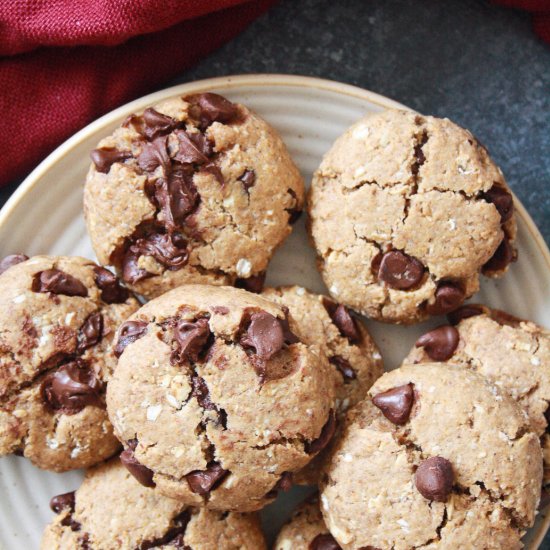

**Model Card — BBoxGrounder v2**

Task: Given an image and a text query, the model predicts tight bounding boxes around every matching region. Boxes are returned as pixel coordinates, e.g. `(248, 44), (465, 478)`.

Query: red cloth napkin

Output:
(0, 0), (277, 186)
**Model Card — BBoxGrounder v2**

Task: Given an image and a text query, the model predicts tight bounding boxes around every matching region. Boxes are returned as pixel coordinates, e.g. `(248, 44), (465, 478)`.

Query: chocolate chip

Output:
(114, 320), (148, 357)
(126, 108), (178, 141)
(186, 461), (228, 495)
(309, 533), (342, 550)
(93, 266), (129, 303)
(187, 93), (240, 128)
(286, 188), (302, 224)
(240, 311), (285, 361)
(235, 271), (266, 293)
(238, 169), (256, 191)
(483, 185), (514, 223)
(322, 298), (360, 343)
(32, 269), (88, 297)
(329, 355), (356, 381)
(174, 130), (211, 165)
(447, 304), (484, 325)
(139, 510), (191, 550)
(120, 447), (156, 487)
(41, 361), (103, 414)
(426, 282), (465, 315)
(306, 410), (336, 454)
(265, 471), (294, 499)
(122, 233), (189, 284)
(377, 250), (425, 290)
(0, 254), (28, 275)
(415, 325), (459, 361)
(173, 318), (211, 363)
(372, 383), (414, 425)
(90, 147), (132, 173)
(76, 313), (103, 354)
(200, 162), (224, 185)
(155, 167), (200, 232)
(482, 237), (515, 274)
(415, 456), (454, 502)
(50, 491), (75, 514)
(138, 135), (171, 173)
(191, 375), (215, 410)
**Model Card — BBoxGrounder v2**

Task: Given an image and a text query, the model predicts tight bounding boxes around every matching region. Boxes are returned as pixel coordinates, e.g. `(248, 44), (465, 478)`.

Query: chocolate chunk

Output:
(191, 376), (215, 410)
(322, 298), (360, 343)
(238, 169), (256, 191)
(120, 448), (155, 488)
(174, 130), (211, 164)
(186, 461), (228, 495)
(41, 361), (103, 414)
(138, 135), (171, 173)
(415, 456), (454, 502)
(139, 510), (191, 550)
(114, 320), (148, 357)
(265, 471), (294, 499)
(90, 147), (131, 173)
(235, 272), (266, 293)
(155, 166), (200, 232)
(60, 514), (82, 532)
(126, 108), (177, 141)
(482, 237), (515, 274)
(483, 185), (514, 223)
(187, 93), (240, 127)
(309, 533), (342, 550)
(426, 282), (465, 315)
(415, 325), (459, 361)
(93, 266), (129, 303)
(0, 254), (28, 275)
(377, 250), (425, 290)
(447, 304), (484, 325)
(306, 411), (336, 454)
(32, 269), (88, 297)
(173, 318), (211, 363)
(329, 355), (356, 381)
(200, 162), (224, 185)
(122, 232), (189, 284)
(286, 188), (302, 224)
(50, 491), (75, 514)
(240, 311), (285, 361)
(76, 312), (103, 354)
(372, 383), (414, 425)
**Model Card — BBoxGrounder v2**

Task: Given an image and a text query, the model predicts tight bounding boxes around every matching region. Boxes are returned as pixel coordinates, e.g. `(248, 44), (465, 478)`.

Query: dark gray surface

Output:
(2, 0), (549, 546)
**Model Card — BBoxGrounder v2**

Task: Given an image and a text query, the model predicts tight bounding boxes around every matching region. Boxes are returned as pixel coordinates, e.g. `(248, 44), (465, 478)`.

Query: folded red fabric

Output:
(0, 0), (277, 186)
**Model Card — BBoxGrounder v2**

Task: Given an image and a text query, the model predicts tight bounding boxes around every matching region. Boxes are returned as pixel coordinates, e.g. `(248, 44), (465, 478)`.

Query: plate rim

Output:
(1, 73), (549, 549)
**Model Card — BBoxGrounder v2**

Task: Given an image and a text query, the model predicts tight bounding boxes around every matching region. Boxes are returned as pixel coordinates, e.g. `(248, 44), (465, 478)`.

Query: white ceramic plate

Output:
(0, 74), (548, 549)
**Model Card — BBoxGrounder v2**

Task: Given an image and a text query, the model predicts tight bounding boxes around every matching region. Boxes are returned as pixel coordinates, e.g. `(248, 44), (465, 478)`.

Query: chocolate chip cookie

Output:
(106, 284), (335, 511)
(274, 494), (341, 550)
(85, 93), (304, 298)
(0, 255), (139, 471)
(42, 457), (266, 549)
(262, 285), (383, 484)
(308, 110), (517, 324)
(320, 363), (542, 549)
(406, 304), (550, 485)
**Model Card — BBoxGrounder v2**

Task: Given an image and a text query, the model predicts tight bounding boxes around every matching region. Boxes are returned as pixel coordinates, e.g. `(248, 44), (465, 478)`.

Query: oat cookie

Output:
(274, 494), (340, 550)
(406, 304), (550, 484)
(0, 255), (139, 471)
(106, 284), (335, 511)
(262, 285), (383, 484)
(320, 363), (542, 550)
(42, 457), (266, 549)
(308, 110), (517, 324)
(84, 93), (304, 298)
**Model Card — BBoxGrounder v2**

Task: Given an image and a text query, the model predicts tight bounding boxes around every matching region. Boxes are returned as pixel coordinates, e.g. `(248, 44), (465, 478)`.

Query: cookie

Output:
(406, 304), (550, 485)
(274, 494), (340, 550)
(106, 284), (336, 511)
(42, 457), (266, 549)
(262, 285), (383, 484)
(0, 255), (139, 471)
(320, 363), (542, 549)
(308, 109), (517, 324)
(84, 92), (304, 298)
